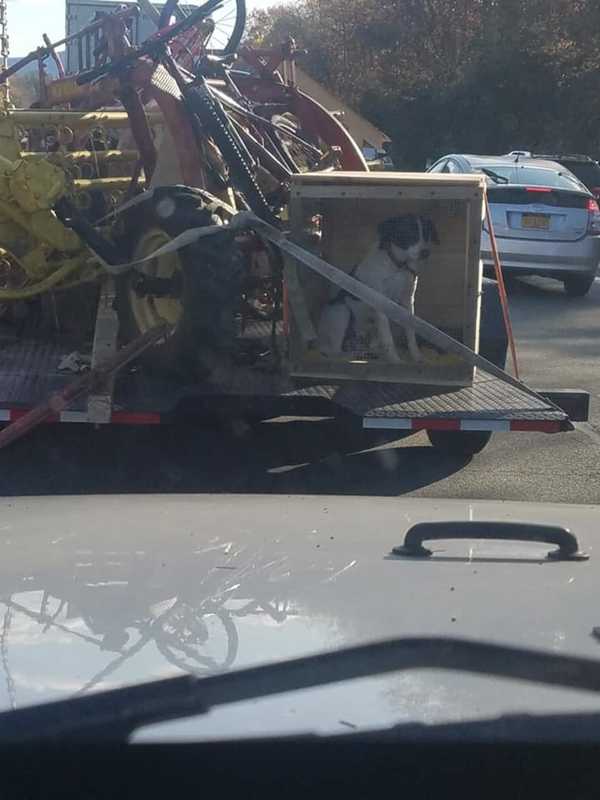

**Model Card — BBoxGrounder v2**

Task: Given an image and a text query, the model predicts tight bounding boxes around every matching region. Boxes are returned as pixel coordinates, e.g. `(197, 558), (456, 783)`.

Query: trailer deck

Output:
(0, 335), (569, 433)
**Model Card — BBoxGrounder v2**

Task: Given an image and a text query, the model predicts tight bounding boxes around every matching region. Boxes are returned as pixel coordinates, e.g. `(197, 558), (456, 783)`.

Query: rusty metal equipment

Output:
(0, 0), (369, 439)
(0, 0), (366, 311)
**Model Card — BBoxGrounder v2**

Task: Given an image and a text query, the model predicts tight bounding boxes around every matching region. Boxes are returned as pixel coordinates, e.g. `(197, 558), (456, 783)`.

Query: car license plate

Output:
(522, 213), (550, 230)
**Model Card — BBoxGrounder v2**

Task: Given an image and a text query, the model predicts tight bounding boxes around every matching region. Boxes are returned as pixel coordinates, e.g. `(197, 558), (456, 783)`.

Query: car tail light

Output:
(526, 186), (552, 193)
(592, 187), (600, 199)
(587, 197), (600, 234)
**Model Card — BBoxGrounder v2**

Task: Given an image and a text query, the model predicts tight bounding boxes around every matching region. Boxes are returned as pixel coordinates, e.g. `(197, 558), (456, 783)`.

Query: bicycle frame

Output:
(9, 0), (366, 192)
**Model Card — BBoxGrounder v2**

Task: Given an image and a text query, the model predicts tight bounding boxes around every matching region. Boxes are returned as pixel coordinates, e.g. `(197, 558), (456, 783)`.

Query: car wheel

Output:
(427, 430), (492, 457)
(563, 274), (595, 297)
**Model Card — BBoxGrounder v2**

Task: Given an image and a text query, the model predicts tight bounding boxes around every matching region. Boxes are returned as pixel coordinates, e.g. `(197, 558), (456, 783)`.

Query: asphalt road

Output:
(1, 274), (599, 502)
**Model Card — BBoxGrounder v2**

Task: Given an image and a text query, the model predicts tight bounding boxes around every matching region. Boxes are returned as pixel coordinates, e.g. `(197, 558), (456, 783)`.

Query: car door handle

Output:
(392, 522), (588, 561)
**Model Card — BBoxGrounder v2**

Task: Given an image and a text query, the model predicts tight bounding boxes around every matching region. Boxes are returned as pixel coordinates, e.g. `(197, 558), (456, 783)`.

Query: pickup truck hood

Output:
(0, 494), (598, 741)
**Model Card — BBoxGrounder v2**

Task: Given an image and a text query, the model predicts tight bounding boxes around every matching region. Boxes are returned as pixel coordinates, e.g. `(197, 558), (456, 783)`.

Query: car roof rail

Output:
(533, 153), (595, 163)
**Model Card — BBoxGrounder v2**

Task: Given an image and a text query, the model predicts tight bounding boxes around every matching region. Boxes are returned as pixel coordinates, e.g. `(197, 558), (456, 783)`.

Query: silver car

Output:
(428, 154), (600, 296)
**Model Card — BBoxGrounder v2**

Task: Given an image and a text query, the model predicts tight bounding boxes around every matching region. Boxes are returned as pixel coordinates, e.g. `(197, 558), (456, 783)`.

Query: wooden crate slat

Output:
(292, 171), (485, 187)
(293, 186), (484, 201)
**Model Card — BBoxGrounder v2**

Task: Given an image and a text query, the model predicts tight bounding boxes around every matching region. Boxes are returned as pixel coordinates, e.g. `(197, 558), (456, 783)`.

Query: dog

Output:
(317, 214), (439, 364)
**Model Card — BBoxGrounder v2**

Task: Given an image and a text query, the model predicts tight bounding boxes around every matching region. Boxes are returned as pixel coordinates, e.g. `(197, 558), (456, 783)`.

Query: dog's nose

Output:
(420, 248), (430, 260)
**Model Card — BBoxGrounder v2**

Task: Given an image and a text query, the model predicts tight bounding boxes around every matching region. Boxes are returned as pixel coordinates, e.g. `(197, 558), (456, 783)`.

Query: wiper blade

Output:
(3, 637), (600, 743)
(480, 167), (510, 184)
(367, 710), (600, 743)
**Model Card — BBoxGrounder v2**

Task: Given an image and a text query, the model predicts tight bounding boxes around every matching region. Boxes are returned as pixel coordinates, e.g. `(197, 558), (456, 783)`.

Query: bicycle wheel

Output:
(159, 0), (246, 55)
(155, 603), (239, 673)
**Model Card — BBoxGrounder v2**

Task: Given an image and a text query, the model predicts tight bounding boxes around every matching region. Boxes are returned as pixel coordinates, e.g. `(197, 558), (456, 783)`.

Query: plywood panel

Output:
(287, 172), (484, 386)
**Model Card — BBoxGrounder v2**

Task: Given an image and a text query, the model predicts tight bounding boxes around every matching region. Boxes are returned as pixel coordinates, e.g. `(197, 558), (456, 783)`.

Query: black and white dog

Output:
(318, 214), (439, 364)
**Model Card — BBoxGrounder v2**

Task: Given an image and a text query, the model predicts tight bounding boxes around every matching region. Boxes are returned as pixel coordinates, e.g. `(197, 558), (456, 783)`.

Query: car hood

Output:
(0, 494), (599, 741)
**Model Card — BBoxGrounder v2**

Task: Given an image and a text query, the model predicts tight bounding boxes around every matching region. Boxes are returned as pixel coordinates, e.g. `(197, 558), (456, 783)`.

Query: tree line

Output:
(247, 0), (600, 168)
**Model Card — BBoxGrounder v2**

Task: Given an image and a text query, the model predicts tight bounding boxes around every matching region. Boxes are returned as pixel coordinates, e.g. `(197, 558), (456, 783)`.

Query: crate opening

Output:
(287, 183), (483, 385)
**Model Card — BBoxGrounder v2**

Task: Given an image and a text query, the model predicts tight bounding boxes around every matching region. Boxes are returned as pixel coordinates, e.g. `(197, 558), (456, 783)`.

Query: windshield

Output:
(1, 0), (599, 747)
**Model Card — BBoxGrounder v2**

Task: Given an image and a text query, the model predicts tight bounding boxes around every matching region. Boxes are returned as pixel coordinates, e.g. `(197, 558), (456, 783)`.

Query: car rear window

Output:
(486, 186), (589, 207)
(475, 165), (585, 191)
(562, 162), (600, 188)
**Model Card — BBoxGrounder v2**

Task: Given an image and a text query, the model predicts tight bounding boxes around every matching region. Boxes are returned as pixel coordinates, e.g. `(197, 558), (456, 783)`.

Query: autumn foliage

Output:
(247, 0), (600, 167)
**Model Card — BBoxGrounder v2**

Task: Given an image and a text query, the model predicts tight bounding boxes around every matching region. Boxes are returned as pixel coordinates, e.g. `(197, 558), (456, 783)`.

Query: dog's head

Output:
(377, 214), (440, 264)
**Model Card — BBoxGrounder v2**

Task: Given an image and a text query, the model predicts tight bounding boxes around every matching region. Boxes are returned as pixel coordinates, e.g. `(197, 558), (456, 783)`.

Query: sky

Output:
(7, 0), (276, 55)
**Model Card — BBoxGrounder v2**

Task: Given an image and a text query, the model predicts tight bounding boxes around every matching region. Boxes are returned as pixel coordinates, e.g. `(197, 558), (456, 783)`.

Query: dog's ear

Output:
(421, 217), (440, 245)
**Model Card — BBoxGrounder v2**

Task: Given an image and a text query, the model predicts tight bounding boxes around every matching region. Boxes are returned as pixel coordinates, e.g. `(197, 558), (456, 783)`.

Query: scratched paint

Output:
(325, 560), (357, 583)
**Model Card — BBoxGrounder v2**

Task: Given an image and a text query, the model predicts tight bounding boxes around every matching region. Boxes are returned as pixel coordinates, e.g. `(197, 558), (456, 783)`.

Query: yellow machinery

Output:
(0, 102), (145, 305)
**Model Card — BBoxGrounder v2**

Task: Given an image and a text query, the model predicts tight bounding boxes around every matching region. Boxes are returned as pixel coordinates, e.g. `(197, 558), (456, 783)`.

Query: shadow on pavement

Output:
(0, 418), (470, 497)
(506, 274), (597, 302)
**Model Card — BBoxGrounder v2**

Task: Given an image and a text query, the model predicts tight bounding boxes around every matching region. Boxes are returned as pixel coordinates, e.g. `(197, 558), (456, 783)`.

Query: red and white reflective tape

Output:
(362, 417), (562, 433)
(0, 408), (161, 425)
(0, 406), (563, 433)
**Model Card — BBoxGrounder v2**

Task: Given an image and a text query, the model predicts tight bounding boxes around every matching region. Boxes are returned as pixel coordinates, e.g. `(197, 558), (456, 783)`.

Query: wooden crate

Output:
(286, 171), (485, 386)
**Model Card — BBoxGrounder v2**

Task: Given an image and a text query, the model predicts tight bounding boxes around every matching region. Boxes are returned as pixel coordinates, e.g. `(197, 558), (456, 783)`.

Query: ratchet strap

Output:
(91, 210), (561, 410)
(484, 193), (520, 379)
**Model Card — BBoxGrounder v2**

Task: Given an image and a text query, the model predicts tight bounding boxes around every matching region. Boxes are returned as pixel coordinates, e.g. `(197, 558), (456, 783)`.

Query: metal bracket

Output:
(536, 390), (590, 423)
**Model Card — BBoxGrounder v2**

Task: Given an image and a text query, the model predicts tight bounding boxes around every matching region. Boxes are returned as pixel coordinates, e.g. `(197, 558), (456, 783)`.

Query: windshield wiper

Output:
(3, 637), (600, 743)
(480, 168), (510, 184)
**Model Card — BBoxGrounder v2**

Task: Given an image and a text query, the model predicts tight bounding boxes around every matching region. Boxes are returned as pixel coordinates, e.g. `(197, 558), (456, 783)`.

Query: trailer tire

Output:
(427, 429), (492, 457)
(115, 187), (244, 379)
(563, 274), (595, 297)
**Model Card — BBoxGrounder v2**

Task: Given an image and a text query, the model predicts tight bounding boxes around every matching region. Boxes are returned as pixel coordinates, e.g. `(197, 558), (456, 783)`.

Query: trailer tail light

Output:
(587, 197), (600, 234)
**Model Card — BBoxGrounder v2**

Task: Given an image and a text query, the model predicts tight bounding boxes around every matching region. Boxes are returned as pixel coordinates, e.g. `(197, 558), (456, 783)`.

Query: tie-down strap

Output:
(94, 209), (561, 408)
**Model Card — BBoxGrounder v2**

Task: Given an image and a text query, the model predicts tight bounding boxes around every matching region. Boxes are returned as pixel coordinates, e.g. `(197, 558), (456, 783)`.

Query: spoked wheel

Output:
(159, 0), (246, 55)
(154, 603), (239, 674)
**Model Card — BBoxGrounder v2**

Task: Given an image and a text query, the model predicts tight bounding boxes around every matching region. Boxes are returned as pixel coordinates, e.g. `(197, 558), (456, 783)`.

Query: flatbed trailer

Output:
(0, 218), (588, 458)
(0, 331), (578, 439)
